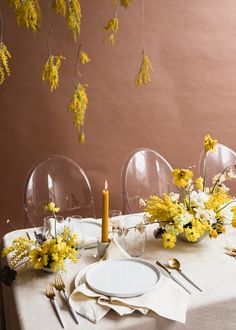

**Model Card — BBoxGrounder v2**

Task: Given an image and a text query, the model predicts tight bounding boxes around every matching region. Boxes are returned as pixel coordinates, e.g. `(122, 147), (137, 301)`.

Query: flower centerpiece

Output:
(144, 135), (236, 248)
(1, 203), (79, 286)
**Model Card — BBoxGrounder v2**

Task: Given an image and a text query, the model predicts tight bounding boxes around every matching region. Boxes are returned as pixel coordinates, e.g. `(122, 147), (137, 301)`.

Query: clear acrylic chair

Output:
(23, 154), (96, 228)
(199, 143), (236, 194)
(121, 148), (175, 214)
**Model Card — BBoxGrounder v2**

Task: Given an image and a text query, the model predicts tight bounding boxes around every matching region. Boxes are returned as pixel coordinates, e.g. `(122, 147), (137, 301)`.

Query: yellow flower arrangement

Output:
(1, 203), (80, 286)
(145, 135), (236, 248)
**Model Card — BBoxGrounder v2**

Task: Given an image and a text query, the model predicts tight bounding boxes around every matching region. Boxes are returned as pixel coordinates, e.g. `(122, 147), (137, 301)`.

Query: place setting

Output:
(1, 135), (236, 330)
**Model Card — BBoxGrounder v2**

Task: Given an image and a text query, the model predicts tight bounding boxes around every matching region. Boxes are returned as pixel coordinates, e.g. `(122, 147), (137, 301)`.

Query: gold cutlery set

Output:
(156, 258), (203, 294)
(46, 257), (203, 326)
(46, 273), (79, 328)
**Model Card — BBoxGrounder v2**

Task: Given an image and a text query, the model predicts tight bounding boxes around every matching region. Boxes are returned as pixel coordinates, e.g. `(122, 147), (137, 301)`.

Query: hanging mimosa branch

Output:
(135, 0), (154, 86)
(68, 43), (90, 143)
(42, 14), (65, 92)
(135, 47), (154, 86)
(8, 0), (41, 32)
(103, 3), (119, 45)
(52, 0), (67, 17)
(46, 19), (55, 56)
(67, 0), (81, 42)
(0, 9), (11, 85)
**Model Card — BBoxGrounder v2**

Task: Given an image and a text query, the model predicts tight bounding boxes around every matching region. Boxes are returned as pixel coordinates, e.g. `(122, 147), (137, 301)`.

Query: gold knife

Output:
(156, 260), (191, 295)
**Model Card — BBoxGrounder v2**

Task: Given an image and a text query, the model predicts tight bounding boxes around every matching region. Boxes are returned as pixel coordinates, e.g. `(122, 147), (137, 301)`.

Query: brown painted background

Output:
(1, 0), (236, 236)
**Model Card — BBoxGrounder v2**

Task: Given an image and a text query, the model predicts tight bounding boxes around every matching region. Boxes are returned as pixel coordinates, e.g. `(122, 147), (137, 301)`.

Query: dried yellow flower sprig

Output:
(120, 0), (132, 9)
(0, 42), (11, 85)
(112, 0), (132, 9)
(135, 51), (154, 86)
(103, 15), (119, 45)
(9, 0), (41, 32)
(68, 83), (88, 143)
(67, 0), (81, 42)
(42, 55), (65, 92)
(7, 0), (21, 10)
(52, 0), (67, 17)
(79, 50), (90, 65)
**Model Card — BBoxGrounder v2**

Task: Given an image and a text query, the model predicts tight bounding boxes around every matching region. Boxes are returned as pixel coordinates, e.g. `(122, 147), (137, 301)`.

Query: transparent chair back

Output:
(121, 148), (175, 214)
(24, 154), (95, 228)
(199, 143), (236, 195)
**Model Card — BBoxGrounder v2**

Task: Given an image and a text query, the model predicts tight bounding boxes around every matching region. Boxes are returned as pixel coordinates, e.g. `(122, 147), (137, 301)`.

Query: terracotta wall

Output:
(1, 0), (236, 236)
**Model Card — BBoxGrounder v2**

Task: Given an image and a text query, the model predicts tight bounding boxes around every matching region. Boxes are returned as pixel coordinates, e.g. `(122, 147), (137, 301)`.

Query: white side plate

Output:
(85, 258), (161, 298)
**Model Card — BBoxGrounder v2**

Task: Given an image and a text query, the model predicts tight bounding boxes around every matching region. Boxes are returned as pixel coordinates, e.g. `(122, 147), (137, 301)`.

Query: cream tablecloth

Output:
(1, 219), (236, 330)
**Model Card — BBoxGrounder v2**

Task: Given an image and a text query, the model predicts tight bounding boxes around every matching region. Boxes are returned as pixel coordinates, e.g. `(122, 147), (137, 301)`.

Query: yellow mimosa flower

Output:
(67, 0), (81, 42)
(0, 42), (11, 85)
(53, 0), (67, 16)
(135, 53), (154, 86)
(204, 134), (217, 153)
(205, 190), (231, 212)
(8, 0), (22, 10)
(120, 0), (132, 9)
(79, 131), (85, 144)
(16, 0), (41, 32)
(172, 169), (193, 188)
(68, 83), (88, 142)
(103, 16), (119, 45)
(42, 55), (65, 92)
(79, 50), (90, 64)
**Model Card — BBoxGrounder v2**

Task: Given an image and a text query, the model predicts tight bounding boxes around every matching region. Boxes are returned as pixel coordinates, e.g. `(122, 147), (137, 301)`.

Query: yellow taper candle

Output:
(102, 180), (109, 243)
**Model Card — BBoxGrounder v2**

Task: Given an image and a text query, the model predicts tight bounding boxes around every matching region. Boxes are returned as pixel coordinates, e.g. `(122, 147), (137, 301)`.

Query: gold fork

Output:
(46, 283), (65, 328)
(225, 247), (236, 258)
(54, 273), (79, 324)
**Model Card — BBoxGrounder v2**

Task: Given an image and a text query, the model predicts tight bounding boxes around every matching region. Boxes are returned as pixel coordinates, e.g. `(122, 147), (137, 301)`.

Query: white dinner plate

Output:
(85, 258), (161, 298)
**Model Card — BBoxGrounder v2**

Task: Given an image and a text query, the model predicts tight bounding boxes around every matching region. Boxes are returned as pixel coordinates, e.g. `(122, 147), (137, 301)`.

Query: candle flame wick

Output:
(105, 180), (108, 190)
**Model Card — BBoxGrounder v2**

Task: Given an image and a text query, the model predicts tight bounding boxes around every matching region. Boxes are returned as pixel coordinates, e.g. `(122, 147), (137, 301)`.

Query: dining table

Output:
(1, 215), (236, 330)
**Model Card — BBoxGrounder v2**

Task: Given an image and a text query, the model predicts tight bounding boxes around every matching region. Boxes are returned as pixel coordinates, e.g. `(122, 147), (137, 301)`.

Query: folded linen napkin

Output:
(69, 239), (189, 324)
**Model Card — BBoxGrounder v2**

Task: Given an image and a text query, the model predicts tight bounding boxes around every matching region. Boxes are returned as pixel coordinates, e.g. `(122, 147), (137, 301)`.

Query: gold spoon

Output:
(168, 258), (203, 292)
